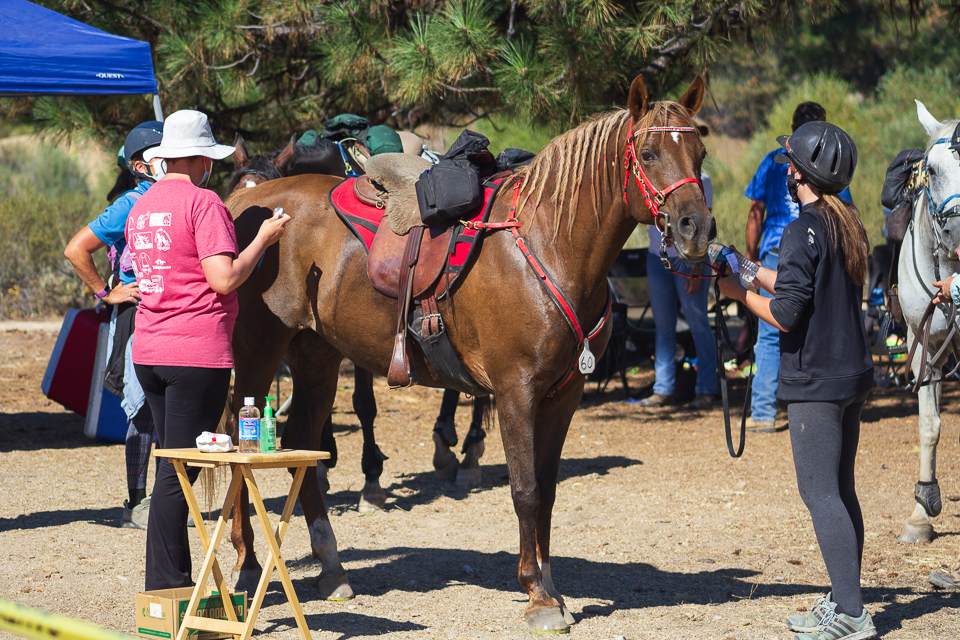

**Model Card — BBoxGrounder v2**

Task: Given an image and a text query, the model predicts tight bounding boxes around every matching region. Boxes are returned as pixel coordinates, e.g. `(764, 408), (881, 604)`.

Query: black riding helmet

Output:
(124, 121), (164, 179)
(774, 121), (857, 194)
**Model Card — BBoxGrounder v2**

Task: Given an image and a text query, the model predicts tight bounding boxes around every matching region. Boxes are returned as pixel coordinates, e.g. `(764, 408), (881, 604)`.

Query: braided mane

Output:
(516, 102), (697, 237)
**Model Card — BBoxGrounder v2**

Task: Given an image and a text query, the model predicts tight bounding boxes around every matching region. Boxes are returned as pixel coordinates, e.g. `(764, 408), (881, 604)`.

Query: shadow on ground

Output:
(252, 547), (957, 638)
(0, 412), (96, 452)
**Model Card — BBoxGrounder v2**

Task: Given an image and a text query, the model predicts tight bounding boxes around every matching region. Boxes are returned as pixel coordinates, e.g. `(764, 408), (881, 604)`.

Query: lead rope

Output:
(905, 296), (960, 392)
(713, 280), (757, 458)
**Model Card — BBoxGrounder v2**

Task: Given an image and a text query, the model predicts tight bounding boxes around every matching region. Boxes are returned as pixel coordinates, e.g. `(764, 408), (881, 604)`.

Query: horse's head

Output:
(227, 133), (294, 195)
(916, 101), (960, 258)
(626, 75), (715, 262)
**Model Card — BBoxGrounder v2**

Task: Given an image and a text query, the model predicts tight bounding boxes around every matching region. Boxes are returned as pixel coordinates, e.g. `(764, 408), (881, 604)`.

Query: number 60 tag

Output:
(578, 338), (596, 374)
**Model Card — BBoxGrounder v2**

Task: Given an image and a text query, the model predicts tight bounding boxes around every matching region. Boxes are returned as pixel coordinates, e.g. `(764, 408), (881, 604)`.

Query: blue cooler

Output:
(83, 321), (129, 443)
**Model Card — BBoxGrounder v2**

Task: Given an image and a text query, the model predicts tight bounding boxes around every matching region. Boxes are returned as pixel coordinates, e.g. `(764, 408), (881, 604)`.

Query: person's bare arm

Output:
(745, 200), (764, 262)
(64, 226), (140, 304)
(201, 213), (290, 294)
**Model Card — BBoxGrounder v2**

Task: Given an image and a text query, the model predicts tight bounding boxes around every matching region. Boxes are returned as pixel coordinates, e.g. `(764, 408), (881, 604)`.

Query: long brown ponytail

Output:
(815, 194), (869, 285)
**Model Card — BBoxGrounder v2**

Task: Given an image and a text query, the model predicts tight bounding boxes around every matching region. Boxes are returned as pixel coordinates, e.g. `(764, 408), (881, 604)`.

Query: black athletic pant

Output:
(135, 364), (232, 591)
(787, 390), (870, 618)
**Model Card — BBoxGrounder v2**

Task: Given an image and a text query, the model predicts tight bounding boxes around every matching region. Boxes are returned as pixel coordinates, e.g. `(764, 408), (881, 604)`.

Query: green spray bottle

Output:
(260, 396), (277, 453)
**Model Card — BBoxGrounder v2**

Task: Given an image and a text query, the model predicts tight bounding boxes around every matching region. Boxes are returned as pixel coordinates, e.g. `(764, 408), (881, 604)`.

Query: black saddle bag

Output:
(416, 161), (483, 226)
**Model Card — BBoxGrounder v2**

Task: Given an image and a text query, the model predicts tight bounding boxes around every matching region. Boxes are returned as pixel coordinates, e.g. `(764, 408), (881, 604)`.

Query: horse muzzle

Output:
(670, 211), (716, 262)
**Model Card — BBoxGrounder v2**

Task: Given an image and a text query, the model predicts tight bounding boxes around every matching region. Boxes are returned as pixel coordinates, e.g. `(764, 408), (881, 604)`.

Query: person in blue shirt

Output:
(743, 103), (853, 431)
(65, 121), (164, 529)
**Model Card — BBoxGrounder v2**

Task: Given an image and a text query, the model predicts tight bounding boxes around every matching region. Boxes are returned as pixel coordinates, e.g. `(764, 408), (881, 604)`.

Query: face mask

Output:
(199, 157), (211, 188)
(786, 171), (803, 204)
(149, 158), (166, 181)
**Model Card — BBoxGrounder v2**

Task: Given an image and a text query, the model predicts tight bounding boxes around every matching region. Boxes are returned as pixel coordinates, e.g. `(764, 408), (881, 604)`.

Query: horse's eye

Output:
(929, 166), (937, 176)
(640, 150), (656, 163)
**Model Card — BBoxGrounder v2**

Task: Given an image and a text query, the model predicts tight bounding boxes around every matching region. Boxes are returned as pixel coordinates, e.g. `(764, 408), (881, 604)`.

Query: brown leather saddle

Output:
(359, 158), (457, 389)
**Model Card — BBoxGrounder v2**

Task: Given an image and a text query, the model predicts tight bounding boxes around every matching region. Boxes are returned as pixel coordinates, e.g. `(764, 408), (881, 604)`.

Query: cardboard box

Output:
(135, 588), (246, 640)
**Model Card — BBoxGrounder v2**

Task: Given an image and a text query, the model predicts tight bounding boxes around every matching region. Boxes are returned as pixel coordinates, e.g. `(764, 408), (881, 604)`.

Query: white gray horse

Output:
(897, 101), (960, 544)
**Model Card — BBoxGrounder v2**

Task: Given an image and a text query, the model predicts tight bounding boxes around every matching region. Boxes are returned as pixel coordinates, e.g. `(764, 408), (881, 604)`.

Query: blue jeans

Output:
(646, 251), (718, 396)
(750, 251), (781, 422)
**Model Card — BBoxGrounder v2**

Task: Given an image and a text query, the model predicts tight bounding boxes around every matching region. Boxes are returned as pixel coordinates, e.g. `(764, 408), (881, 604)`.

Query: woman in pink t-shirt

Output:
(126, 110), (289, 591)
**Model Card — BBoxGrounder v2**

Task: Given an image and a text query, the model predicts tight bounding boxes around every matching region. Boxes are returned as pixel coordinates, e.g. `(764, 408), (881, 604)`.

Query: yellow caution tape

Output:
(0, 599), (133, 640)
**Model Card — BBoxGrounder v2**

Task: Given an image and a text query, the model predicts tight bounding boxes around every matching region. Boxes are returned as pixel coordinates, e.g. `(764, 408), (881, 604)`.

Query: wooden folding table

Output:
(153, 448), (331, 640)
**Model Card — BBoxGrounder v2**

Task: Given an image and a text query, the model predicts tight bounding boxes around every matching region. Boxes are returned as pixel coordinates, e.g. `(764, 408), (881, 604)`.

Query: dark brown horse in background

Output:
(227, 75), (712, 631)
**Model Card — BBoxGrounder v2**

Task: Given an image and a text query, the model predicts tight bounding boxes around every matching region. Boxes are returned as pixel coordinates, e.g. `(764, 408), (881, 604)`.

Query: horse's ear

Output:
(916, 100), (942, 137)
(627, 75), (649, 120)
(273, 135), (296, 175)
(233, 133), (249, 167)
(677, 76), (705, 116)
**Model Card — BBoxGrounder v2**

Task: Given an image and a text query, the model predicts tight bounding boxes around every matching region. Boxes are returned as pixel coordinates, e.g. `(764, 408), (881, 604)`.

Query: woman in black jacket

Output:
(719, 121), (875, 640)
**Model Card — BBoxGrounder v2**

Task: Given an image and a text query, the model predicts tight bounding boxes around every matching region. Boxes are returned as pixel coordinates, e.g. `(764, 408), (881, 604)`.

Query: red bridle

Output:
(622, 121), (704, 235)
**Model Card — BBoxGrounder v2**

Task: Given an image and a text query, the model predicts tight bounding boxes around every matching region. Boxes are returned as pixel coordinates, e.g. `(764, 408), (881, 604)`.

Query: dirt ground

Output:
(1, 321), (959, 640)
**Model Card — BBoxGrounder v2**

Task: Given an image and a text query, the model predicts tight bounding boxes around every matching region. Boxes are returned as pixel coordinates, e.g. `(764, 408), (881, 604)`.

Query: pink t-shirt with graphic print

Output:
(125, 178), (239, 368)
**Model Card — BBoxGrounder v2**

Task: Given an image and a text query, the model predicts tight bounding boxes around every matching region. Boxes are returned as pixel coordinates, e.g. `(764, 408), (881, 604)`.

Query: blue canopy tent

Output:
(0, 0), (162, 119)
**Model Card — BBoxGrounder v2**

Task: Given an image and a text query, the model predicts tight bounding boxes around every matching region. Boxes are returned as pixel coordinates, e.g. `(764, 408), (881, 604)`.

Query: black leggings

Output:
(788, 391), (869, 618)
(135, 364), (231, 591)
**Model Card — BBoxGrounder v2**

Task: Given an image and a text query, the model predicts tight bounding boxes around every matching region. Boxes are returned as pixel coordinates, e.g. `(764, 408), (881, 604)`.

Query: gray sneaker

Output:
(794, 606), (877, 640)
(124, 495), (150, 530)
(786, 593), (834, 632)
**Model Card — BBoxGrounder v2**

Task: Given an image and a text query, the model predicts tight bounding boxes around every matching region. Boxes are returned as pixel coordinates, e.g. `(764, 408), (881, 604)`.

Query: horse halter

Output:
(915, 137), (960, 262)
(622, 121), (704, 268)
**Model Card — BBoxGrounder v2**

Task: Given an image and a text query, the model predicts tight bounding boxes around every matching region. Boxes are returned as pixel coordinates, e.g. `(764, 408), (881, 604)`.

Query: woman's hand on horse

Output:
(257, 212), (291, 247)
(932, 276), (955, 305)
(104, 281), (140, 305)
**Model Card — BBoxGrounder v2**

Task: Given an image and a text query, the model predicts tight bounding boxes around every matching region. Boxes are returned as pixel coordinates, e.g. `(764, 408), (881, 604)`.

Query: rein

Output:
(465, 179), (612, 396)
(712, 281), (756, 458)
(904, 296), (960, 392)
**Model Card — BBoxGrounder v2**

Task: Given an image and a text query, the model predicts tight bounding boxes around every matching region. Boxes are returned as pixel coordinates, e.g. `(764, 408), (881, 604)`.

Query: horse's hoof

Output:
(898, 522), (935, 544)
(433, 432), (459, 482)
(561, 606), (576, 626)
(317, 571), (354, 601)
(358, 482), (387, 513)
(317, 464), (330, 495)
(525, 607), (570, 634)
(456, 465), (482, 488)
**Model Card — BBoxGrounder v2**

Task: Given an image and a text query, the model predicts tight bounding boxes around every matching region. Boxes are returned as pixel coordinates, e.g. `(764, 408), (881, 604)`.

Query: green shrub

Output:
(0, 140), (111, 319)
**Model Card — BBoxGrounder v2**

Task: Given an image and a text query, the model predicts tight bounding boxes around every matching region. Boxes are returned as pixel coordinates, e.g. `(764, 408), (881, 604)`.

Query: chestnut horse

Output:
(227, 75), (712, 631)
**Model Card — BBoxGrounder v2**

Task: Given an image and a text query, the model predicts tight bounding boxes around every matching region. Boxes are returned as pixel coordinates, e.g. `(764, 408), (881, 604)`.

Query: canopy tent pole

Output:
(152, 94), (164, 121)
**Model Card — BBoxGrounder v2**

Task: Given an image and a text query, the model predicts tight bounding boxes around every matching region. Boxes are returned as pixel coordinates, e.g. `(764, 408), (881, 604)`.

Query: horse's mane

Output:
(516, 101), (696, 237)
(288, 139), (346, 177)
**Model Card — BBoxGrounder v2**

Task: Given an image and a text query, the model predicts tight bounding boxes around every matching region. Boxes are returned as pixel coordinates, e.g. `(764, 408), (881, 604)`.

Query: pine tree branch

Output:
(207, 52), (257, 70)
(439, 83), (500, 93)
(85, 0), (167, 31)
(635, 0), (740, 79)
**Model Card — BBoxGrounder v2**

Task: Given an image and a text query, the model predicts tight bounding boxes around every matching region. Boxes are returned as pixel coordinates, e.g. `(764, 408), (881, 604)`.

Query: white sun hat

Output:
(143, 110), (235, 162)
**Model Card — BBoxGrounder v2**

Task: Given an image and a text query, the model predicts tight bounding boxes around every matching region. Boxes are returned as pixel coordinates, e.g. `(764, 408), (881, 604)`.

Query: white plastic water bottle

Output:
(239, 397), (260, 453)
(708, 242), (759, 284)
